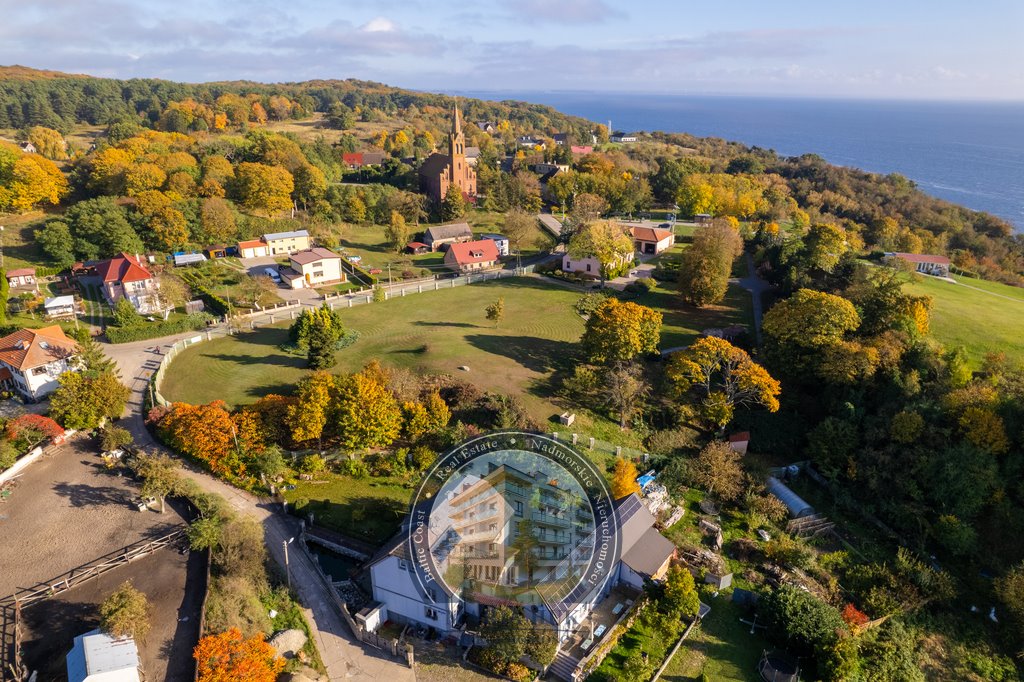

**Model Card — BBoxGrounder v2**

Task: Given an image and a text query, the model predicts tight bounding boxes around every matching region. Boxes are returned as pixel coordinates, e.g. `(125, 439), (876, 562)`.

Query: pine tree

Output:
(440, 183), (466, 221)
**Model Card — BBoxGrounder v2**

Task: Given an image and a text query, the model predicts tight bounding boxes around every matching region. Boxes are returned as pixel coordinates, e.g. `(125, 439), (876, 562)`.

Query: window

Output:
(398, 559), (409, 571)
(425, 607), (439, 621)
(586, 263), (592, 272)
(514, 500), (523, 517)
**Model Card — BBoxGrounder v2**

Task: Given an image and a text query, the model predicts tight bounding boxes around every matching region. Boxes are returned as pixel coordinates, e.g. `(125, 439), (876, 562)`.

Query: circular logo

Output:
(407, 431), (620, 621)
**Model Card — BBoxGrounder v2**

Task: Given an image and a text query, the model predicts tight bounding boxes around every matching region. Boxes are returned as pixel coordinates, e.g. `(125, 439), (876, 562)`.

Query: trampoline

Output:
(758, 650), (799, 682)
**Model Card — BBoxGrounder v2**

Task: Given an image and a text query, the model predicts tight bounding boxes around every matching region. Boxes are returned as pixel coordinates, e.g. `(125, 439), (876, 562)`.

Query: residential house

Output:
(419, 106), (478, 204)
(694, 213), (713, 226)
(424, 222), (474, 251)
(66, 629), (141, 682)
(94, 253), (161, 314)
(553, 133), (569, 146)
(561, 246), (632, 279)
(630, 226), (675, 255)
(886, 252), (951, 277)
(0, 325), (79, 400)
(481, 234), (510, 257)
(570, 145), (594, 156)
(406, 242), (430, 255)
(728, 432), (750, 455)
(344, 152), (386, 168)
(6, 267), (36, 289)
(516, 135), (544, 149)
(19, 141), (36, 154)
(475, 121), (496, 133)
(279, 247), (345, 289)
(237, 239), (269, 259)
(263, 230), (310, 255)
(444, 239), (500, 274)
(533, 162), (569, 175)
(610, 131), (638, 143)
(44, 295), (77, 319)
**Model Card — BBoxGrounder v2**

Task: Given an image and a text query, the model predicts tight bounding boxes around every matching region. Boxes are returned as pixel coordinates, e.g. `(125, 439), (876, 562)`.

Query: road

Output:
(737, 251), (771, 344)
(103, 336), (415, 682)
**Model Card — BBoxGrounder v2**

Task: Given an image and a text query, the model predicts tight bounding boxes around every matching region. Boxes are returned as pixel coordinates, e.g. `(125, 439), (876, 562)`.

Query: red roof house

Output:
(443, 239), (500, 274)
(93, 253), (160, 314)
(630, 226), (676, 255)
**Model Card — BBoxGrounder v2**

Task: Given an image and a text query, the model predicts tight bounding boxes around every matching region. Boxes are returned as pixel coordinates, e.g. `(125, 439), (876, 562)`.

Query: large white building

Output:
(0, 326), (80, 400)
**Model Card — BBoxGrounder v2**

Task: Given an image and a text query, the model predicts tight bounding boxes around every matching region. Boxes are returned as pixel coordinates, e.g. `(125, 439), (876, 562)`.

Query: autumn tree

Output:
(100, 581), (151, 641)
(568, 192), (609, 229)
(287, 371), (335, 449)
(154, 272), (190, 318)
(610, 457), (641, 499)
(134, 452), (182, 513)
(26, 126), (67, 160)
(567, 220), (634, 286)
(678, 221), (743, 306)
(440, 183), (466, 221)
(384, 210), (408, 252)
(762, 289), (861, 374)
(688, 440), (745, 502)
(49, 371), (131, 430)
(199, 197), (237, 243)
(335, 362), (403, 449)
(661, 563), (700, 620)
(501, 209), (535, 254)
(194, 628), (284, 682)
(160, 401), (240, 476)
(0, 141), (68, 212)
(581, 298), (661, 364)
(604, 363), (649, 429)
(525, 622), (558, 668)
(288, 304), (346, 369)
(423, 390), (451, 433)
(232, 162), (294, 216)
(485, 298), (505, 328)
(666, 337), (780, 428)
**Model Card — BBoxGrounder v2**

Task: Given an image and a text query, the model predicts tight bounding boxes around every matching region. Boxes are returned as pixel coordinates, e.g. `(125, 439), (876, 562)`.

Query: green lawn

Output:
(626, 279), (753, 351)
(660, 591), (765, 682)
(283, 472), (412, 544)
(904, 274), (1024, 365)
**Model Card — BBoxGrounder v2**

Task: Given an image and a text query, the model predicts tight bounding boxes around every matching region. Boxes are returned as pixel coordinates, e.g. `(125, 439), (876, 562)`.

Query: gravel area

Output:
(0, 436), (188, 598)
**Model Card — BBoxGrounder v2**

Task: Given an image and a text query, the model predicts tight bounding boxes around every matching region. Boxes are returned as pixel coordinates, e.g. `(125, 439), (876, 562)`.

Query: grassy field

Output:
(904, 274), (1024, 365)
(283, 472), (413, 544)
(660, 592), (764, 682)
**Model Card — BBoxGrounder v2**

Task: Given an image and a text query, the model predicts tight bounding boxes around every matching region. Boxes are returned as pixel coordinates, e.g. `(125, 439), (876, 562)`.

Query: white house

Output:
(610, 131), (638, 143)
(280, 247), (346, 289)
(93, 253), (161, 315)
(0, 325), (80, 400)
(885, 252), (951, 277)
(66, 629), (141, 682)
(263, 230), (311, 255)
(444, 239), (501, 274)
(44, 295), (77, 319)
(561, 249), (631, 279)
(237, 239), (270, 259)
(6, 267), (36, 289)
(630, 226), (676, 255)
(481, 234), (510, 257)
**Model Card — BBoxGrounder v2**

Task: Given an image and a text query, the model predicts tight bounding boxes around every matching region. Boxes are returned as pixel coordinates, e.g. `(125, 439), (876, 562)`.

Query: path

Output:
(537, 212), (564, 239)
(105, 338), (416, 682)
(952, 278), (1024, 304)
(737, 251), (771, 344)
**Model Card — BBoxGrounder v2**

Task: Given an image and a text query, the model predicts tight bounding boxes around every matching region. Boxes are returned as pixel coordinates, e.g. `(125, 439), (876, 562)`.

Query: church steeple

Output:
(449, 103), (465, 160)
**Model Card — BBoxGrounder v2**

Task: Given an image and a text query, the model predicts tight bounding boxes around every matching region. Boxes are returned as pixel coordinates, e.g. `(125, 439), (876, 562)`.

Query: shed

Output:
(66, 629), (141, 682)
(765, 476), (814, 519)
(44, 295), (76, 318)
(173, 252), (207, 267)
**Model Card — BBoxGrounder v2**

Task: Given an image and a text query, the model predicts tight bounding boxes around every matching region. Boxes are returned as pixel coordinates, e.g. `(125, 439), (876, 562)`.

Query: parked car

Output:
(264, 267), (282, 283)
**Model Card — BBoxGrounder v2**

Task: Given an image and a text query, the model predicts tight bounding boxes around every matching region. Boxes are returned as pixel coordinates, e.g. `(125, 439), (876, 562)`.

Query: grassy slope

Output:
(283, 473), (412, 545)
(904, 274), (1024, 365)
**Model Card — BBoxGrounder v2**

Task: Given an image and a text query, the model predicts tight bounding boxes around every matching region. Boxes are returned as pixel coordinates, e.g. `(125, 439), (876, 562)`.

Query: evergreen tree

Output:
(440, 183), (466, 221)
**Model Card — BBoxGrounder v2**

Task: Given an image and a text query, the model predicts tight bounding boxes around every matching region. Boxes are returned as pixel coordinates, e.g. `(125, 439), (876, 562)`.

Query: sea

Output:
(459, 92), (1024, 230)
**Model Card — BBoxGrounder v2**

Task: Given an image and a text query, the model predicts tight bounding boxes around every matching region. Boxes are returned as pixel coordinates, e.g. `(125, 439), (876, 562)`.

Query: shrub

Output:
(365, 450), (407, 477)
(106, 313), (212, 343)
(410, 445), (437, 471)
(335, 457), (369, 478)
(299, 453), (327, 475)
(504, 662), (532, 682)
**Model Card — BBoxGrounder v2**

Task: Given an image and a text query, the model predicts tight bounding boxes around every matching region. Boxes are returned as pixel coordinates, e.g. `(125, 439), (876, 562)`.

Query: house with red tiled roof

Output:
(94, 253), (160, 314)
(237, 239), (269, 259)
(443, 239), (500, 274)
(630, 225), (675, 255)
(0, 326), (79, 400)
(6, 267), (36, 289)
(885, 252), (951, 277)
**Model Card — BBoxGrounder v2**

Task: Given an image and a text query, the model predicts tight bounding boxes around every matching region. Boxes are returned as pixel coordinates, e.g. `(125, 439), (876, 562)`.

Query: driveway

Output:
(737, 251), (772, 344)
(106, 339), (416, 682)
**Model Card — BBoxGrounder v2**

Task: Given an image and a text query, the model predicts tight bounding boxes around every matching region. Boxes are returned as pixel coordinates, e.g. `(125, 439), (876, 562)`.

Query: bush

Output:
(504, 662), (532, 682)
(106, 313), (212, 343)
(365, 450), (408, 477)
(335, 457), (369, 478)
(410, 445), (437, 471)
(623, 278), (651, 294)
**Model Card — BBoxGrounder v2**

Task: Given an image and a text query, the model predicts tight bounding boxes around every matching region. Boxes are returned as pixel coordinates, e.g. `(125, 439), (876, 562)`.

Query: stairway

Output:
(547, 650), (581, 681)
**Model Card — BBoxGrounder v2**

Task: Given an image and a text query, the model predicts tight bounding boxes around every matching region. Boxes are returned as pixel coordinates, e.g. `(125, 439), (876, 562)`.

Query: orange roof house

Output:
(92, 253), (161, 314)
(443, 239), (500, 274)
(0, 326), (80, 400)
(630, 226), (676, 255)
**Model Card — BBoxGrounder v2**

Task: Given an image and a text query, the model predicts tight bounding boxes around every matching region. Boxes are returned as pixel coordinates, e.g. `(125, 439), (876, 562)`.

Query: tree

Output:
(26, 126), (67, 160)
(759, 585), (845, 662)
(423, 390), (451, 433)
(678, 222), (743, 306)
(666, 337), (780, 428)
(567, 220), (634, 286)
(36, 220), (76, 268)
(288, 304), (346, 369)
(0, 142), (68, 212)
(99, 581), (151, 641)
(762, 289), (861, 373)
(622, 649), (654, 682)
(154, 272), (190, 319)
(610, 457), (641, 499)
(160, 401), (240, 476)
(662, 563), (700, 620)
(480, 605), (530, 665)
(134, 452), (182, 513)
(569, 192), (609, 228)
(581, 298), (662, 364)
(501, 209), (534, 254)
(72, 327), (118, 377)
(194, 628), (284, 682)
(996, 563), (1024, 652)
(335, 362), (403, 449)
(485, 298), (505, 328)
(100, 425), (133, 452)
(113, 298), (144, 327)
(384, 210), (408, 252)
(604, 363), (649, 429)
(440, 183), (466, 221)
(49, 371), (130, 430)
(526, 622), (558, 668)
(232, 162), (294, 216)
(287, 371), (335, 449)
(199, 197), (237, 243)
(688, 441), (745, 502)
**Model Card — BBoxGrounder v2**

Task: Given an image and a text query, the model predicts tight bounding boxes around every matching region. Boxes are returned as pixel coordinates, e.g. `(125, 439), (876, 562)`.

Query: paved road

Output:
(103, 337), (415, 682)
(737, 251), (772, 344)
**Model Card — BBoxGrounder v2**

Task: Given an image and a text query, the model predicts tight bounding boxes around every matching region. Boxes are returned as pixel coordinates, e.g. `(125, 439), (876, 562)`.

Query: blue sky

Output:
(1, 0), (1021, 99)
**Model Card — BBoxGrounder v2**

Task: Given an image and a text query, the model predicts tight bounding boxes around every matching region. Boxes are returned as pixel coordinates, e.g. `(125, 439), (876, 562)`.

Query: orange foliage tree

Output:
(160, 401), (240, 476)
(194, 628), (284, 682)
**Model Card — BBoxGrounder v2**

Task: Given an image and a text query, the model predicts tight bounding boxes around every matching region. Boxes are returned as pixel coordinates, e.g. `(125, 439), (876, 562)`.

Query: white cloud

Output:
(362, 17), (396, 33)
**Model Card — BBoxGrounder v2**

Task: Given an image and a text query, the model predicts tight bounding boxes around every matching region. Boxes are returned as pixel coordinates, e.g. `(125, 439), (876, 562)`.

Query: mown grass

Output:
(283, 473), (413, 544)
(904, 274), (1024, 366)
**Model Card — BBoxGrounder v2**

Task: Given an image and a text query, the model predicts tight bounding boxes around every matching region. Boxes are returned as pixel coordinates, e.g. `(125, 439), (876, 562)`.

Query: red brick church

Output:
(419, 105), (477, 205)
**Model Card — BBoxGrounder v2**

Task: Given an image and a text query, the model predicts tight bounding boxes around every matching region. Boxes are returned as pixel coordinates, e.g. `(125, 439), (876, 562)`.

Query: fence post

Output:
(616, 446), (622, 457)
(348, 299), (353, 308)
(553, 431), (558, 441)
(589, 437), (595, 450)
(572, 433), (578, 445)
(418, 285), (422, 294)
(435, 281), (438, 291)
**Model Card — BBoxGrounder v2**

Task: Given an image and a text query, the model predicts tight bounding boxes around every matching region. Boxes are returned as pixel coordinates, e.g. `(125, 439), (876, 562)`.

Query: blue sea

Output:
(460, 92), (1024, 230)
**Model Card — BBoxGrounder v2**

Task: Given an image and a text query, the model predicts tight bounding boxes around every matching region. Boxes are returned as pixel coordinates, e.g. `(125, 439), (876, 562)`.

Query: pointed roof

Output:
(94, 253), (152, 284)
(630, 226), (674, 243)
(452, 104), (462, 135)
(0, 325), (79, 370)
(446, 239), (499, 266)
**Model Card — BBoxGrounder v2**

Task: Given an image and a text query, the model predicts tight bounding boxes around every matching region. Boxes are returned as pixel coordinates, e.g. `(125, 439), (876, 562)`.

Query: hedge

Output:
(194, 287), (231, 316)
(341, 260), (379, 285)
(106, 312), (213, 343)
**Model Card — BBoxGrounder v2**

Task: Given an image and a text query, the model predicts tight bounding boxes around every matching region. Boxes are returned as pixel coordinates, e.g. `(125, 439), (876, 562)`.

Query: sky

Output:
(0, 0), (1022, 100)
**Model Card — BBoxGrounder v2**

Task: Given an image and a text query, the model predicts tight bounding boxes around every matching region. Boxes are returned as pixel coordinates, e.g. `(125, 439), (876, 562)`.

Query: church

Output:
(419, 105), (477, 205)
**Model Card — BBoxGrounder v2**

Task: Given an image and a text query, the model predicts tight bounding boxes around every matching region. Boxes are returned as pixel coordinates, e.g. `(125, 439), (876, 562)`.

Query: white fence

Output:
(0, 429), (79, 486)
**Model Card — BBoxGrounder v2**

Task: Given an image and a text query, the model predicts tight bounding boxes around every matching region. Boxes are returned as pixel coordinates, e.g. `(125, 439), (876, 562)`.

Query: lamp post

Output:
(283, 536), (295, 590)
(0, 225), (5, 268)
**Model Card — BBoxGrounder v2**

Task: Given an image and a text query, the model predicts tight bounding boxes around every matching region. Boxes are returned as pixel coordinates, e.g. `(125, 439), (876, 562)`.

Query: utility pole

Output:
(387, 262), (392, 288)
(0, 225), (5, 268)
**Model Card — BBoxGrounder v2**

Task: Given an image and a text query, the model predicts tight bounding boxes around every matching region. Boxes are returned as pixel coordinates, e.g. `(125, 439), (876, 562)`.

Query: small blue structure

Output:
(765, 476), (814, 519)
(636, 470), (657, 491)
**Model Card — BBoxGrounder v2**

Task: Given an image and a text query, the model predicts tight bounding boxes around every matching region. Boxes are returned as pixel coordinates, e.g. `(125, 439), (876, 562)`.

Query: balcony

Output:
(532, 512), (570, 528)
(452, 507), (501, 528)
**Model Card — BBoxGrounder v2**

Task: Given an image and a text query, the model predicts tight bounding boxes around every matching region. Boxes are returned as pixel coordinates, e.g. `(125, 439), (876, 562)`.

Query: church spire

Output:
(452, 102), (462, 135)
(449, 103), (465, 161)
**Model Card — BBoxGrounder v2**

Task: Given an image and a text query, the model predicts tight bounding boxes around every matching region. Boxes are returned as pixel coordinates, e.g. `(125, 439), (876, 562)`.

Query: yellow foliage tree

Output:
(335, 363), (402, 449)
(960, 407), (1010, 455)
(581, 298), (662, 364)
(150, 206), (190, 251)
(232, 162), (294, 215)
(287, 371), (335, 448)
(125, 162), (167, 196)
(26, 126), (67, 160)
(567, 220), (634, 285)
(610, 457), (641, 499)
(0, 147), (68, 212)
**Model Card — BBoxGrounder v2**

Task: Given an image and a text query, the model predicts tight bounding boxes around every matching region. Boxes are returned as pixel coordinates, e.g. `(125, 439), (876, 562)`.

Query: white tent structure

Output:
(66, 629), (141, 682)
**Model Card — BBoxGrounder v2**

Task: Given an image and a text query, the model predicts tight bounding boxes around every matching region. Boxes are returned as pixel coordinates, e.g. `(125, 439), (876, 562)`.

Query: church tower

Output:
(449, 104), (465, 165)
